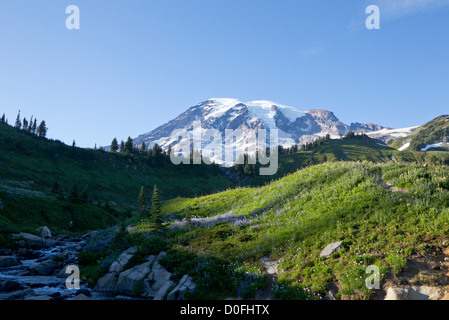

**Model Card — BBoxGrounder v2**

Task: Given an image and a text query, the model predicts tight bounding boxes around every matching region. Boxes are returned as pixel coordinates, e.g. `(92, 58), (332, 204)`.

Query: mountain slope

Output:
(125, 160), (449, 299)
(388, 115), (449, 151)
(0, 122), (234, 232)
(134, 99), (387, 165)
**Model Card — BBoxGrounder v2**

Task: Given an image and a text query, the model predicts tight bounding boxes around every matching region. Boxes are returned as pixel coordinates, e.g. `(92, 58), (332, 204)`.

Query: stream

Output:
(0, 237), (102, 300)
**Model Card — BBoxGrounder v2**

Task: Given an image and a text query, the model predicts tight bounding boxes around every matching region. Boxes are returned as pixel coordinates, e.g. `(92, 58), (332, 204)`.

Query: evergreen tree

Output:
(119, 140), (125, 153)
(72, 140), (76, 147)
(36, 121), (47, 138)
(125, 137), (134, 153)
(151, 185), (165, 232)
(14, 111), (21, 129)
(137, 186), (148, 217)
(27, 116), (33, 132)
(22, 118), (28, 131)
(0, 113), (5, 123)
(31, 118), (37, 134)
(111, 138), (119, 153)
(140, 142), (147, 154)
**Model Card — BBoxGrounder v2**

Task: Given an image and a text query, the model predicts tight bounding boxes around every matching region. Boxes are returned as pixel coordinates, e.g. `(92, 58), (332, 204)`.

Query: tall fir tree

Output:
(36, 121), (47, 138)
(137, 186), (148, 217)
(31, 118), (37, 134)
(119, 140), (125, 153)
(125, 137), (134, 154)
(27, 116), (33, 132)
(0, 113), (5, 123)
(110, 138), (119, 153)
(14, 111), (21, 129)
(22, 118), (28, 131)
(151, 185), (165, 232)
(140, 142), (147, 154)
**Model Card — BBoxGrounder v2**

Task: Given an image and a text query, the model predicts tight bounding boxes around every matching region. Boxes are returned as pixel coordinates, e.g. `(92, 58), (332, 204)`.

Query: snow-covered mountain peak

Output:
(133, 98), (387, 165)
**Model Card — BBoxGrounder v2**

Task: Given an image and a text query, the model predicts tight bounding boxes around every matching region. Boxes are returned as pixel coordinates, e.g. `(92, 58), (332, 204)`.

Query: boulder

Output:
(31, 260), (60, 276)
(319, 241), (343, 258)
(408, 286), (446, 300)
(153, 280), (175, 300)
(167, 275), (196, 300)
(0, 256), (20, 268)
(259, 257), (278, 275)
(75, 288), (91, 297)
(12, 233), (44, 249)
(55, 234), (69, 242)
(385, 286), (446, 300)
(109, 247), (138, 273)
(0, 280), (24, 293)
(36, 226), (52, 239)
(94, 272), (118, 293)
(385, 287), (409, 300)
(144, 253), (172, 299)
(56, 264), (77, 278)
(94, 247), (139, 293)
(73, 293), (91, 300)
(0, 288), (35, 300)
(114, 257), (155, 296)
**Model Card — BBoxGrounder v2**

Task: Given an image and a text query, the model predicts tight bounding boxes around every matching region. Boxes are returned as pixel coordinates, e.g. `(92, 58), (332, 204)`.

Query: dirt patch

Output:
(372, 249), (449, 300)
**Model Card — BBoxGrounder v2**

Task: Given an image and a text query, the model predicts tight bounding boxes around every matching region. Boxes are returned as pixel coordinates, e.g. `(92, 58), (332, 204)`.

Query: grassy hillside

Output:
(0, 122), (234, 233)
(103, 160), (449, 299)
(0, 122), (233, 202)
(236, 135), (449, 187)
(389, 115), (449, 151)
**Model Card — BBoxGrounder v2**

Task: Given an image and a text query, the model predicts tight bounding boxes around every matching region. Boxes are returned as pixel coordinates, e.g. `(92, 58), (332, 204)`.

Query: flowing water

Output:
(0, 238), (92, 300)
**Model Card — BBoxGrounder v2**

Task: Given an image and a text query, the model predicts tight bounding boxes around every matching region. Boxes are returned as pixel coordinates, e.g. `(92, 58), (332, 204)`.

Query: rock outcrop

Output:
(93, 250), (195, 300)
(320, 241), (343, 258)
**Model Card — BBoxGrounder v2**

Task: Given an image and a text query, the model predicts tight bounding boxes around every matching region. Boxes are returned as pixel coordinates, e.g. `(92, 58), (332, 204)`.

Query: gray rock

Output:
(0, 280), (24, 293)
(94, 272), (118, 293)
(36, 226), (52, 239)
(385, 287), (409, 300)
(114, 259), (154, 296)
(55, 234), (69, 241)
(0, 288), (35, 300)
(94, 247), (140, 294)
(56, 264), (75, 278)
(75, 288), (91, 297)
(408, 286), (446, 300)
(167, 275), (196, 300)
(384, 286), (446, 300)
(43, 239), (58, 248)
(153, 280), (175, 300)
(12, 233), (44, 249)
(31, 260), (60, 276)
(259, 257), (278, 275)
(109, 247), (138, 273)
(0, 256), (20, 268)
(145, 259), (172, 298)
(319, 241), (343, 258)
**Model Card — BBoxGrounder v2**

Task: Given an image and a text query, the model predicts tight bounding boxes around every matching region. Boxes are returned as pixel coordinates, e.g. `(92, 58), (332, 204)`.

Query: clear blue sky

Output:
(1, 0), (448, 147)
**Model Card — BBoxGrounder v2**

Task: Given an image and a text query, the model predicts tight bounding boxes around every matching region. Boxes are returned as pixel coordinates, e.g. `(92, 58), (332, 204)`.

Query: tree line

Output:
(1, 110), (48, 138)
